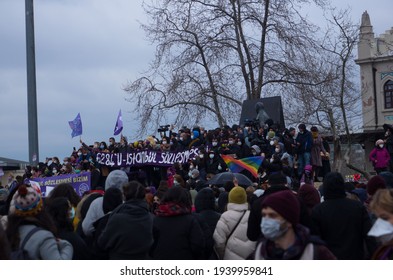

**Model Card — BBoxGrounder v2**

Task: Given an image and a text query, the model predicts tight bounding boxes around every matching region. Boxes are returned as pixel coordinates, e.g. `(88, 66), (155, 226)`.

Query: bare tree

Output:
(124, 0), (328, 136)
(286, 8), (365, 175)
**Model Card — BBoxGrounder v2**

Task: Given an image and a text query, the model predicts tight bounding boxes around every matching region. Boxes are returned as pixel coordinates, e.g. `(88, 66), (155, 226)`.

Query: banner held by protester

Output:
(30, 172), (91, 197)
(96, 148), (199, 167)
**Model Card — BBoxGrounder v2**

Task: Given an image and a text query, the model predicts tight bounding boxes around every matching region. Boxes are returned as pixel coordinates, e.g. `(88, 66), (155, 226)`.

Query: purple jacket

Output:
(369, 147), (390, 168)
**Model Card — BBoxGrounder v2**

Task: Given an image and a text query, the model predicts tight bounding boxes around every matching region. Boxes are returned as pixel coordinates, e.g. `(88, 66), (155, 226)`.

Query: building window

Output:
(384, 80), (393, 109)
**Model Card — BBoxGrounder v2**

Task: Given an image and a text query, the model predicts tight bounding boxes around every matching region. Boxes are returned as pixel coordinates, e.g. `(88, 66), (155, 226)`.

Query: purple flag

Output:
(68, 113), (83, 138)
(114, 109), (123, 135)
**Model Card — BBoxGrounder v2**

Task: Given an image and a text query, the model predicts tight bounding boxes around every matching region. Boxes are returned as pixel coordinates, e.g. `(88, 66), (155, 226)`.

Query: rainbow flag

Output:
(221, 155), (264, 178)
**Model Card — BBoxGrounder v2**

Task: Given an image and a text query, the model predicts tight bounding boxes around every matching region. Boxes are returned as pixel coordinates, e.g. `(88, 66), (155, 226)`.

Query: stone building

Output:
(355, 11), (393, 173)
(356, 11), (393, 131)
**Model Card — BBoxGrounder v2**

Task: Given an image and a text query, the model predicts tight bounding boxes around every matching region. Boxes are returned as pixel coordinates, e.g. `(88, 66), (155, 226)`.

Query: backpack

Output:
(10, 227), (42, 260)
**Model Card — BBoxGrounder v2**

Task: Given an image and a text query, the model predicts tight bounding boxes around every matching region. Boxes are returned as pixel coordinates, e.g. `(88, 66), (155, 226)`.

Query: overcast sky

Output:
(0, 0), (391, 163)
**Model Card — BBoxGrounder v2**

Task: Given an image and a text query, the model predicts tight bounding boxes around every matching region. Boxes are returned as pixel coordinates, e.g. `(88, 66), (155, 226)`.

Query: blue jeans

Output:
(297, 152), (311, 177)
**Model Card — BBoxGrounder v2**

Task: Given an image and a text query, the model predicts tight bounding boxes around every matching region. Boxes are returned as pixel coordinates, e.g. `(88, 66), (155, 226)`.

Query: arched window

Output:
(384, 80), (393, 109)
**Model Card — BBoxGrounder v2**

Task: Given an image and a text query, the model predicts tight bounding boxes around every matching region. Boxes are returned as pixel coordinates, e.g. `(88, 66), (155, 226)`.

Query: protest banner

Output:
(96, 148), (200, 168)
(30, 172), (91, 197)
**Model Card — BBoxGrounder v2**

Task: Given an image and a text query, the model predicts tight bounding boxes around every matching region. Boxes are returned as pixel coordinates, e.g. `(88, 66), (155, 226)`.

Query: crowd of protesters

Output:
(0, 121), (393, 260)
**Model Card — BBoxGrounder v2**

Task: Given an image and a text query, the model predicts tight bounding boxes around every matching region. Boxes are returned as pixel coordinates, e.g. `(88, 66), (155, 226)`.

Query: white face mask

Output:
(162, 141), (167, 145)
(199, 154), (204, 158)
(275, 148), (280, 153)
(237, 141), (242, 146)
(228, 140), (234, 145)
(209, 154), (214, 159)
(179, 137), (183, 141)
(212, 142), (218, 146)
(77, 152), (82, 157)
(270, 141), (274, 146)
(189, 165), (194, 170)
(261, 217), (288, 240)
(379, 144), (384, 148)
(368, 218), (393, 244)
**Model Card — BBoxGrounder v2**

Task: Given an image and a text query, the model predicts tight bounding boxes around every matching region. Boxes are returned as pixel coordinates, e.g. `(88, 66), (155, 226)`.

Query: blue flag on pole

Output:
(68, 113), (83, 138)
(114, 110), (123, 136)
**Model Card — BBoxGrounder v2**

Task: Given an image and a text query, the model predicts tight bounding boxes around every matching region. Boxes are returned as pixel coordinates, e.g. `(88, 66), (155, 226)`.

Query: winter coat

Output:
(247, 186), (312, 242)
(151, 211), (205, 260)
(369, 147), (390, 169)
(82, 197), (104, 236)
(213, 203), (256, 260)
(97, 199), (153, 260)
(254, 225), (336, 260)
(58, 230), (91, 260)
(372, 240), (393, 260)
(296, 130), (313, 154)
(193, 188), (221, 258)
(310, 135), (326, 167)
(311, 197), (377, 260)
(18, 225), (73, 260)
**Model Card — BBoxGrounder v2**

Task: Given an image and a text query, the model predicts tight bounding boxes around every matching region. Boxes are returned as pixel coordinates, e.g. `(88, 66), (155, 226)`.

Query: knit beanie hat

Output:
(103, 188), (123, 214)
(194, 188), (216, 212)
(298, 184), (320, 209)
(379, 171), (393, 189)
(267, 131), (275, 139)
(261, 190), (300, 226)
(13, 184), (43, 217)
(105, 170), (129, 191)
(251, 145), (261, 154)
(191, 169), (200, 179)
(366, 175), (387, 196)
(228, 186), (247, 204)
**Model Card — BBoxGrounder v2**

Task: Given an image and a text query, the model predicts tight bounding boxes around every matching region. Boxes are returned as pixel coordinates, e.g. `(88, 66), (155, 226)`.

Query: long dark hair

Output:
(46, 197), (74, 232)
(46, 183), (80, 207)
(6, 210), (57, 250)
(161, 187), (192, 208)
(122, 181), (146, 201)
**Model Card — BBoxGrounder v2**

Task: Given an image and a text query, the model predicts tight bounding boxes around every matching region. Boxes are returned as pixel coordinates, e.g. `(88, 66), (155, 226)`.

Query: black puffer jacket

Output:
(151, 213), (205, 260)
(97, 199), (153, 260)
(193, 188), (221, 259)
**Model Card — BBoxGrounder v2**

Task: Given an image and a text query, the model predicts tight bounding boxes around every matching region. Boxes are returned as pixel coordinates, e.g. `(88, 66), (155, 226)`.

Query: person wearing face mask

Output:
(178, 132), (191, 151)
(254, 190), (335, 260)
(311, 172), (377, 259)
(222, 137), (240, 156)
(295, 124), (312, 179)
(384, 125), (393, 173)
(206, 151), (225, 175)
(209, 137), (221, 154)
(214, 187), (256, 259)
(189, 130), (202, 148)
(369, 139), (390, 174)
(368, 189), (393, 259)
(46, 197), (90, 260)
(160, 137), (171, 152)
(235, 138), (251, 159)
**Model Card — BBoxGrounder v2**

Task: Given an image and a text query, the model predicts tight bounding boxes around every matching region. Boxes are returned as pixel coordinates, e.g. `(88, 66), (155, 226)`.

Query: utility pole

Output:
(25, 0), (39, 165)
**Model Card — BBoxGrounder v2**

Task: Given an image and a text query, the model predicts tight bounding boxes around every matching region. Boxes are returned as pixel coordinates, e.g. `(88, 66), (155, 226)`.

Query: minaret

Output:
(358, 11), (375, 60)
